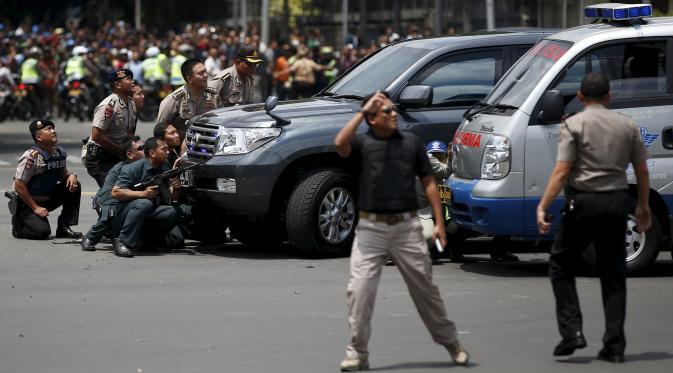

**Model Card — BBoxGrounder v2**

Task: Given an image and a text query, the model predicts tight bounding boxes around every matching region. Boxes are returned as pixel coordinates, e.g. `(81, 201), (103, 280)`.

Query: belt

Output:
(359, 211), (417, 225)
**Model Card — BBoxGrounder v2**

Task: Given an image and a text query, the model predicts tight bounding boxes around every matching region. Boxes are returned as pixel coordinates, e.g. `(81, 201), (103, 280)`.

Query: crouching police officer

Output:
(80, 139), (145, 252)
(8, 120), (82, 239)
(109, 137), (189, 257)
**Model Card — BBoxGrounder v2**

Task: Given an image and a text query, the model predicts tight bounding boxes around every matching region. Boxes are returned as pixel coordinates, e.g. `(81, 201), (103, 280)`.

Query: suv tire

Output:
(286, 169), (357, 255)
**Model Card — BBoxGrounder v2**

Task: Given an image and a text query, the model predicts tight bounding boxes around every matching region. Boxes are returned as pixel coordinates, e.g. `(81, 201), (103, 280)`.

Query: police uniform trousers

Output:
(549, 190), (630, 355)
(12, 181), (81, 240)
(112, 199), (185, 250)
(346, 214), (458, 359)
(85, 153), (119, 188)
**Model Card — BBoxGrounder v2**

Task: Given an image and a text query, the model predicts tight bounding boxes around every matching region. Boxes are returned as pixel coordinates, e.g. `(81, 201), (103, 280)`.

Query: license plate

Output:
(438, 185), (452, 204)
(181, 169), (194, 187)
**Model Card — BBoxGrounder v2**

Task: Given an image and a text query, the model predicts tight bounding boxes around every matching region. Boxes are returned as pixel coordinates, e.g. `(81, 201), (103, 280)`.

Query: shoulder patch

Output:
(104, 105), (114, 119)
(205, 87), (217, 94)
(28, 149), (40, 158)
(172, 88), (185, 99)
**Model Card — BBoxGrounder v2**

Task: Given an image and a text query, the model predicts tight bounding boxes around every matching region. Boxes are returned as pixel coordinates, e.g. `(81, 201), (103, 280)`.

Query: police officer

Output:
(157, 58), (220, 138)
(80, 139), (145, 252)
(537, 73), (651, 363)
(334, 92), (468, 371)
(109, 137), (188, 257)
(209, 45), (261, 107)
(9, 120), (82, 240)
(84, 69), (137, 187)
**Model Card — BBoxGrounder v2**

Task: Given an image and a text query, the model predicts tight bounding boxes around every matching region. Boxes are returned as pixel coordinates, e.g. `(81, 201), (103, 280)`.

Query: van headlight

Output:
(214, 128), (281, 155)
(481, 135), (511, 180)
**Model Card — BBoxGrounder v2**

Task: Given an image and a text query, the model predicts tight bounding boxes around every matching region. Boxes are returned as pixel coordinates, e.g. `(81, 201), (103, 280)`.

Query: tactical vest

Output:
(170, 55), (187, 86)
(20, 58), (39, 84)
(27, 146), (67, 196)
(65, 56), (85, 81)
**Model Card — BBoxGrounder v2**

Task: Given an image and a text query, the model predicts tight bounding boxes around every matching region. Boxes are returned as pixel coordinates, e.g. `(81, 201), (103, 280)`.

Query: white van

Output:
(448, 3), (673, 272)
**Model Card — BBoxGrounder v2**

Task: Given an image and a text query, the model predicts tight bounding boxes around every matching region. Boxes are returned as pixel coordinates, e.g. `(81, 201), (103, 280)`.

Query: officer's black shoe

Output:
(56, 225), (83, 239)
(80, 237), (96, 251)
(114, 240), (134, 258)
(553, 334), (587, 356)
(597, 348), (625, 363)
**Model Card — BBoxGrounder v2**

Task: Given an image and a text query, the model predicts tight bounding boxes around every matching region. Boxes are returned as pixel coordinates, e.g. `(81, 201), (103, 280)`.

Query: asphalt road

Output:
(0, 119), (672, 373)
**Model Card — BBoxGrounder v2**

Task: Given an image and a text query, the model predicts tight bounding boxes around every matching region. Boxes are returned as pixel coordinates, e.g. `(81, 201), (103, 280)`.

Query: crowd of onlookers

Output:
(0, 18), (435, 120)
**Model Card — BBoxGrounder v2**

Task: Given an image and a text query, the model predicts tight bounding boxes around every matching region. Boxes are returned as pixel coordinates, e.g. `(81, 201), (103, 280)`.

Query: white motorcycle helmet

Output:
(72, 45), (88, 56)
(145, 46), (160, 58)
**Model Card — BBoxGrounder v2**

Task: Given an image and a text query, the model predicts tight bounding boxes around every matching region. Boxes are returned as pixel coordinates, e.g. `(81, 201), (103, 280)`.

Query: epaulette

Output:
(28, 149), (40, 158)
(172, 88), (186, 99)
(107, 97), (117, 107)
(219, 71), (232, 82)
(561, 112), (578, 122)
(204, 86), (217, 95)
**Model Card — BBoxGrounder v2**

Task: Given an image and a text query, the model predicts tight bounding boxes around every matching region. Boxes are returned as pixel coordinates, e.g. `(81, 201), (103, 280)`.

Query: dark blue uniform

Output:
(112, 159), (187, 250)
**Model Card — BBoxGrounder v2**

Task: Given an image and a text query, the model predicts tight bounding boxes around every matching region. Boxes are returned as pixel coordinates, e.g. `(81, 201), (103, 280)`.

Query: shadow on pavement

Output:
(370, 361), (478, 371)
(189, 241), (316, 260)
(557, 351), (673, 364)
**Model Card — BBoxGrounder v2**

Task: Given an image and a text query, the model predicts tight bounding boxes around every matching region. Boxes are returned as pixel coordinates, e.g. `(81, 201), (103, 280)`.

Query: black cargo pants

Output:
(12, 181), (81, 239)
(549, 190), (630, 355)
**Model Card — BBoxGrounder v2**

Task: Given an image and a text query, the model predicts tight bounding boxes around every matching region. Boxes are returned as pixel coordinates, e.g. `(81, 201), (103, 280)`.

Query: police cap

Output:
(108, 68), (133, 83)
(236, 45), (262, 64)
(29, 119), (55, 136)
(580, 73), (610, 98)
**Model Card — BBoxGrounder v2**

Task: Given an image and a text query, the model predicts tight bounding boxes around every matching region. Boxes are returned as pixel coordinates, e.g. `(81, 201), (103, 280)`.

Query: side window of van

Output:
(408, 49), (503, 107)
(552, 41), (667, 113)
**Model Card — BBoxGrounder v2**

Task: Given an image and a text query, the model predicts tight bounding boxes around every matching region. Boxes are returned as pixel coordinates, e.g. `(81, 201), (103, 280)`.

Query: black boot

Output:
(56, 225), (83, 239)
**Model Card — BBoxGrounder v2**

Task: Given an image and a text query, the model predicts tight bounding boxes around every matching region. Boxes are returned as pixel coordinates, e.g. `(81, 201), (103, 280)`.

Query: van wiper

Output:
(464, 101), (518, 121)
(315, 91), (335, 97)
(462, 101), (488, 120)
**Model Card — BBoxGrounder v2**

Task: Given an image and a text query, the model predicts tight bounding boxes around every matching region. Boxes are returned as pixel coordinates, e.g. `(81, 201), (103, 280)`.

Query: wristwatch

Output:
(69, 172), (78, 178)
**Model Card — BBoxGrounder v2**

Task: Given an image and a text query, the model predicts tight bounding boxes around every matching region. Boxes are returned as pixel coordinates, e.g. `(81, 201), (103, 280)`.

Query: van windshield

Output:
(324, 44), (433, 98)
(485, 40), (572, 108)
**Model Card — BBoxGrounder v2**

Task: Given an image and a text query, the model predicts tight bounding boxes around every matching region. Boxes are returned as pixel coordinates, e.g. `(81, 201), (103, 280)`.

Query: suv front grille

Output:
(186, 123), (219, 161)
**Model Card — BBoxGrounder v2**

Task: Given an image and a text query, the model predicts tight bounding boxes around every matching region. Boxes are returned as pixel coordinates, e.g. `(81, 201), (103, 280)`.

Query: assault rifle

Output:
(132, 161), (200, 190)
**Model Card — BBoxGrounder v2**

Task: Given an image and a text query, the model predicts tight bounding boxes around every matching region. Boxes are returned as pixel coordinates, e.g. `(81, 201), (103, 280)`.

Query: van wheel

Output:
(583, 214), (661, 273)
(286, 169), (357, 255)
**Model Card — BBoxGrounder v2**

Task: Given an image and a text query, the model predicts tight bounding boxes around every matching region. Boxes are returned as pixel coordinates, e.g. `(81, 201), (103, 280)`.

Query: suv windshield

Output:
(326, 43), (433, 97)
(485, 39), (572, 108)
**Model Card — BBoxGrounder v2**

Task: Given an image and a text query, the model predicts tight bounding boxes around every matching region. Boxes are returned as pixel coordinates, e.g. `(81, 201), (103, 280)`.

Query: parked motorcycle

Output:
(63, 80), (90, 122)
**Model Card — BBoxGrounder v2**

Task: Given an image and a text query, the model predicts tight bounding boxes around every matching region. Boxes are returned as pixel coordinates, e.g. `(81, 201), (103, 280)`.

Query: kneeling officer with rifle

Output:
(109, 137), (193, 257)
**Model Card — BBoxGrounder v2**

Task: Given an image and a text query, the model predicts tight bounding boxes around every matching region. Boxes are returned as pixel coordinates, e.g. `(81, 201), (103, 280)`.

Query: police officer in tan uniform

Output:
(8, 120), (82, 240)
(157, 58), (220, 139)
(209, 45), (261, 107)
(537, 73), (651, 363)
(84, 69), (137, 187)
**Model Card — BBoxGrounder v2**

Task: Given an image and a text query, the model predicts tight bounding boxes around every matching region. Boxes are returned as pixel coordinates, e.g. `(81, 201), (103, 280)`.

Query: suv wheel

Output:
(286, 169), (356, 255)
(583, 214), (661, 273)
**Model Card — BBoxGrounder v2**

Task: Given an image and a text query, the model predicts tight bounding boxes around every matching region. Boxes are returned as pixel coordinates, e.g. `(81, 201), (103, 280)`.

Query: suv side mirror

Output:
(399, 85), (433, 108)
(537, 90), (564, 124)
(265, 95), (279, 113)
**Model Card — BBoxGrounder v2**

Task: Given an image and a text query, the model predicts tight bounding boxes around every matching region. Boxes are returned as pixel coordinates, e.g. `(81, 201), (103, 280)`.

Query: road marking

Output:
(1, 189), (96, 196)
(0, 160), (10, 166)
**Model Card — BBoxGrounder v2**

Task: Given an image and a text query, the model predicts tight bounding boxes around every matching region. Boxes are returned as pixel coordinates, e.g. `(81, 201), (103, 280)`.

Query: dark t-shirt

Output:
(350, 129), (432, 213)
(115, 158), (172, 205)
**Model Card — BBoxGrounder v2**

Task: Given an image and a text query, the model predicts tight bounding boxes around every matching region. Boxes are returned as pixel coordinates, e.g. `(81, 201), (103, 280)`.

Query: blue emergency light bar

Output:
(585, 3), (652, 20)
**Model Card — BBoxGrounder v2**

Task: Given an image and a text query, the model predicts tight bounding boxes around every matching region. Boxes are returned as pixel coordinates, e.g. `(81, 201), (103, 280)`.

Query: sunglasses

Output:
(381, 105), (399, 114)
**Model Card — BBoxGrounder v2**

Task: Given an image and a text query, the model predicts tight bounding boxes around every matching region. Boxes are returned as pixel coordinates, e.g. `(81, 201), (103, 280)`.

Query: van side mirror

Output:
(399, 85), (433, 108)
(537, 90), (564, 124)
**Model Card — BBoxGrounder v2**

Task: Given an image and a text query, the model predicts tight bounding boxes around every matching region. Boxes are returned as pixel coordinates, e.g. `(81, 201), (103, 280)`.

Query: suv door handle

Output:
(662, 127), (673, 150)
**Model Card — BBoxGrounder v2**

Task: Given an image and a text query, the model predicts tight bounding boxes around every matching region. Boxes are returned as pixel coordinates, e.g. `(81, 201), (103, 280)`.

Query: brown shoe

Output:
(447, 342), (469, 366)
(339, 356), (369, 371)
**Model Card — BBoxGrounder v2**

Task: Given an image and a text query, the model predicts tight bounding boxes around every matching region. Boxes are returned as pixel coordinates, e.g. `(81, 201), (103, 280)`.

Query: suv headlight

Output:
(481, 135), (511, 180)
(214, 128), (281, 155)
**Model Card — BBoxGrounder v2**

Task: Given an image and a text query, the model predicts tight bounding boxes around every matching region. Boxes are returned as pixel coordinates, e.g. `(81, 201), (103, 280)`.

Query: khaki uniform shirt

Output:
(88, 93), (136, 151)
(557, 104), (648, 192)
(156, 85), (221, 134)
(11, 147), (67, 201)
(208, 66), (254, 107)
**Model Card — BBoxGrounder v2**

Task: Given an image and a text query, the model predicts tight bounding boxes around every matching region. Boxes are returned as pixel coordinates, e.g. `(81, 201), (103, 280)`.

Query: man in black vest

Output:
(8, 120), (82, 239)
